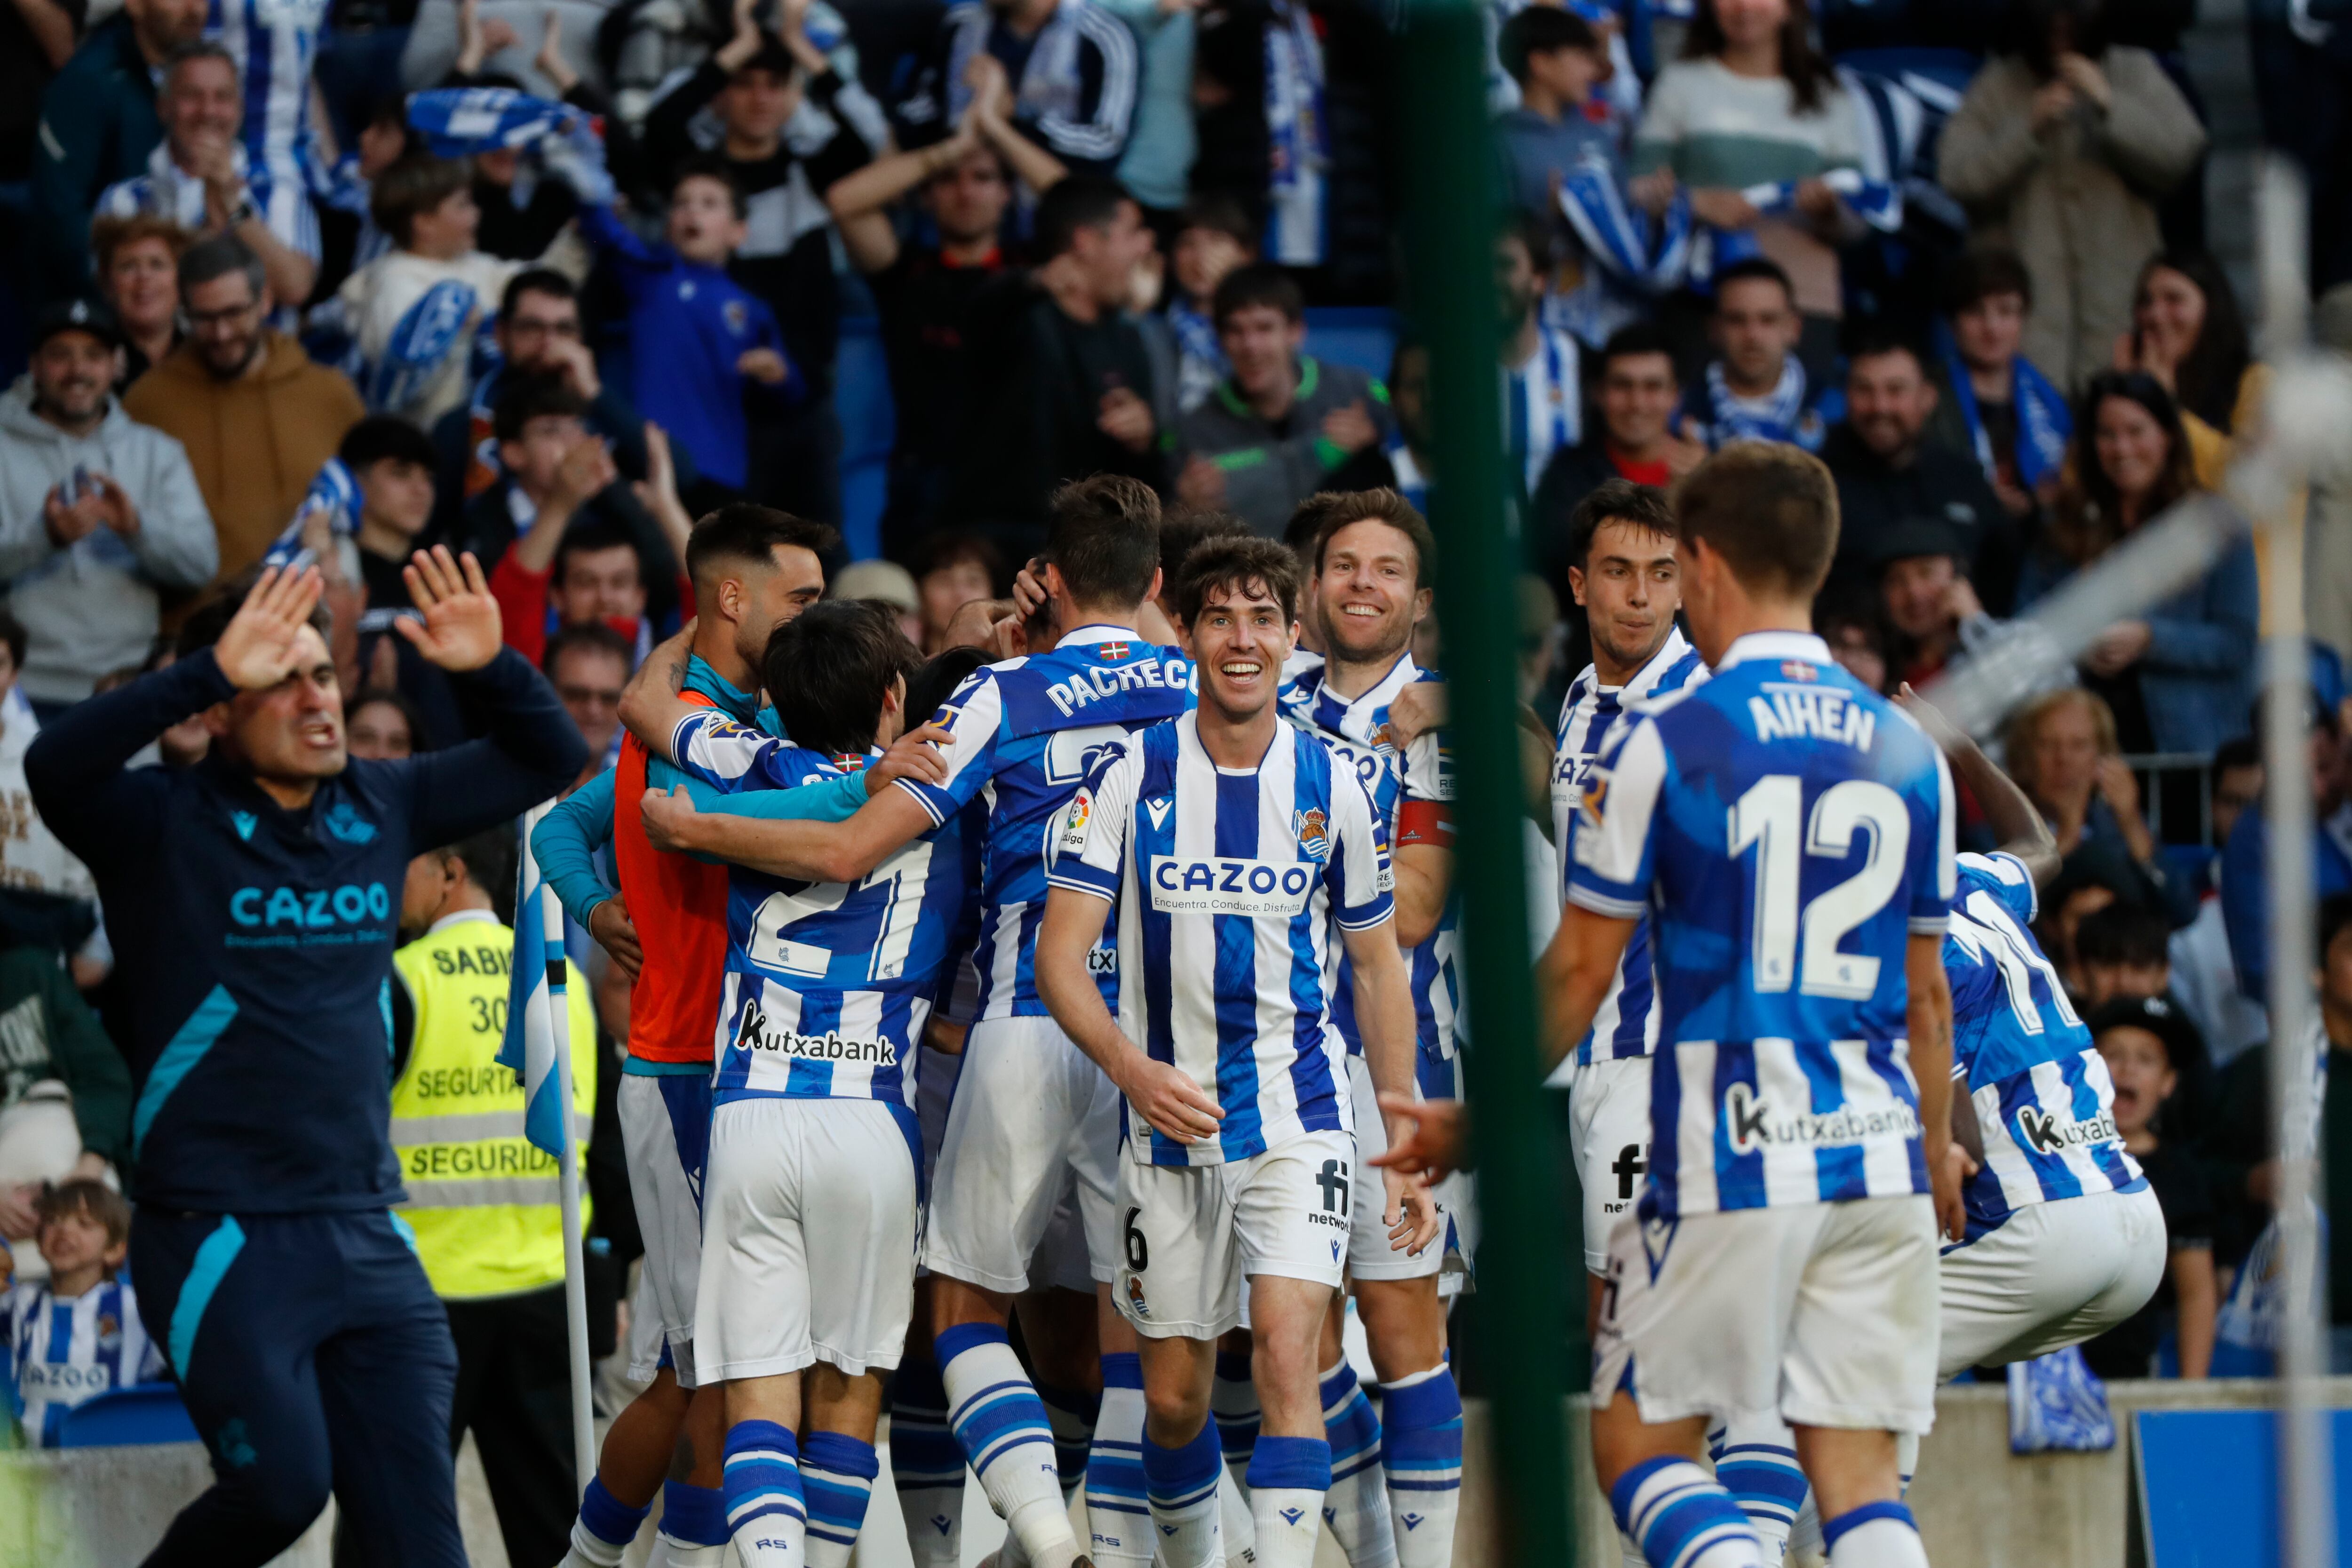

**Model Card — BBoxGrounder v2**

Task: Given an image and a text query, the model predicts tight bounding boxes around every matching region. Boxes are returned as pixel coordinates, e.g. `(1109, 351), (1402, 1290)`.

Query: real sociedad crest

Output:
(1294, 807), (1329, 861)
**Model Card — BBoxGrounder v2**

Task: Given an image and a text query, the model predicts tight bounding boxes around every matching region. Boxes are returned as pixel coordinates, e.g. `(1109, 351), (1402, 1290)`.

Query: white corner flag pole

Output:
(533, 821), (599, 1496)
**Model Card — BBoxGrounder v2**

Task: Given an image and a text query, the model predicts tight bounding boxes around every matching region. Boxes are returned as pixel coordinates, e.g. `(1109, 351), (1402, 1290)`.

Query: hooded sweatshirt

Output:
(121, 331), (366, 584)
(0, 380), (218, 703)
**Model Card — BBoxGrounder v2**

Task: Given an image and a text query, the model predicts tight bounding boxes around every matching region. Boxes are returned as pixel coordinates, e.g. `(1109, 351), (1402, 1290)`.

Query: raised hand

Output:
(395, 546), (504, 672)
(214, 564), (326, 691)
(535, 7), (578, 93)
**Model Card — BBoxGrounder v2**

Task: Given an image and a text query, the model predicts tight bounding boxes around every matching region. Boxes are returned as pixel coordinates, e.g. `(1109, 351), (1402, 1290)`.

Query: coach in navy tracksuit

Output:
(26, 551), (587, 1568)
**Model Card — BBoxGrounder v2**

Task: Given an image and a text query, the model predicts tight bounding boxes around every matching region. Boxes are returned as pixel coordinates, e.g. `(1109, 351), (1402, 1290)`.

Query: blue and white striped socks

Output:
(1247, 1434), (1333, 1568)
(1087, 1352), (1153, 1566)
(1322, 1361), (1398, 1567)
(723, 1421), (808, 1568)
(1709, 1417), (1807, 1566)
(801, 1431), (879, 1568)
(1608, 1455), (1764, 1568)
(1143, 1417), (1226, 1568)
(650, 1479), (729, 1568)
(1823, 1500), (1928, 1568)
(561, 1474), (651, 1567)
(890, 1350), (965, 1568)
(1382, 1365), (1462, 1568)
(936, 1322), (1081, 1568)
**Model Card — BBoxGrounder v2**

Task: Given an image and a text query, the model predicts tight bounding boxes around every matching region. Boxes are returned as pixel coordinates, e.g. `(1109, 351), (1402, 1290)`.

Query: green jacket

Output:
(1174, 357), (1396, 537)
(0, 948), (130, 1167)
(31, 15), (164, 300)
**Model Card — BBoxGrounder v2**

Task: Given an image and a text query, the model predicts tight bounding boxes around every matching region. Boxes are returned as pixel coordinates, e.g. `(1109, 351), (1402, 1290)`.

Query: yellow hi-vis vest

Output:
(389, 910), (597, 1300)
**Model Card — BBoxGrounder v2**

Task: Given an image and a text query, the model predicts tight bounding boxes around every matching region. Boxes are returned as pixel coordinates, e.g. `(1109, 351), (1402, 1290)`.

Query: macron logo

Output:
(230, 811), (257, 841)
(1280, 1508), (1306, 1528)
(1146, 796), (1173, 830)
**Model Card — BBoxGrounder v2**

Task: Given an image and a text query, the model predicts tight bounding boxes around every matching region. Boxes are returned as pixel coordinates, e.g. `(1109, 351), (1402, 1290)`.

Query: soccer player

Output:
(615, 476), (1191, 1568)
(1543, 445), (1961, 1568)
(623, 598), (978, 1568)
(1546, 479), (1706, 1316)
(24, 552), (586, 1566)
(1036, 535), (1441, 1568)
(1275, 489), (1467, 1568)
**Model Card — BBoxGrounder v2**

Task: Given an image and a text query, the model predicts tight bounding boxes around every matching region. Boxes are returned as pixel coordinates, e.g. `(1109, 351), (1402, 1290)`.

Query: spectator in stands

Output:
(2081, 995), (2216, 1379)
(1530, 324), (1706, 598)
(576, 158), (795, 502)
(0, 301), (217, 714)
(4, 1182), (164, 1440)
(342, 415), (440, 611)
(93, 41), (318, 309)
(912, 533), (1006, 655)
(946, 175), (1161, 556)
(1158, 196), (1256, 414)
(1820, 333), (2016, 611)
(0, 610), (110, 985)
(2157, 739), (2270, 1070)
(1937, 0), (2206, 390)
(643, 0), (882, 521)
(2075, 901), (2175, 1010)
(1173, 264), (1392, 536)
(2116, 249), (2259, 484)
(544, 621), (634, 781)
(452, 15), (616, 264)
(0, 936), (127, 1257)
(123, 234), (366, 583)
(2221, 699), (2352, 1003)
(2006, 686), (2186, 925)
(29, 0), (205, 301)
(830, 79), (1066, 559)
(1495, 7), (1641, 346)
(1383, 339), (1433, 514)
(2319, 895), (2352, 1371)
(1929, 247), (2070, 523)
(896, 0), (1139, 181)
(0, 0), (75, 198)
(1498, 215), (1584, 503)
(833, 558), (927, 649)
(1674, 256), (1836, 453)
(345, 688), (425, 761)
(2018, 371), (2257, 758)
(92, 216), (192, 387)
(1630, 0), (1867, 364)
(1817, 597), (1890, 693)
(1871, 521), (1982, 691)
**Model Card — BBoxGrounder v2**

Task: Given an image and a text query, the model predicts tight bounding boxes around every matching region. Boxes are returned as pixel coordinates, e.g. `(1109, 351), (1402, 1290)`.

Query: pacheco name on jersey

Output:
(731, 996), (901, 1066)
(1723, 1081), (1922, 1155)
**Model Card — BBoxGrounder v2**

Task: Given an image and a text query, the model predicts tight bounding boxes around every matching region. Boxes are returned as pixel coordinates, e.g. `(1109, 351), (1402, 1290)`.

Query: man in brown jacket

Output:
(122, 232), (365, 582)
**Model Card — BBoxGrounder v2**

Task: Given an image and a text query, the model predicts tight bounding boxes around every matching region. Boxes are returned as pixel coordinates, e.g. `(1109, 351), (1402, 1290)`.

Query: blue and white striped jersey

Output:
(895, 626), (1194, 1022)
(5, 1279), (165, 1447)
(1944, 851), (2145, 1240)
(1050, 713), (1395, 1166)
(96, 142), (323, 263)
(671, 713), (977, 1133)
(205, 0), (326, 252)
(1278, 650), (1462, 1100)
(1549, 628), (1708, 1067)
(1567, 630), (1957, 1217)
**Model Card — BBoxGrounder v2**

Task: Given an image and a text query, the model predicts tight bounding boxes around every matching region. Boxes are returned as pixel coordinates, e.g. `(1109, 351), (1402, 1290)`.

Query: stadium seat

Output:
(54, 1384), (200, 1449)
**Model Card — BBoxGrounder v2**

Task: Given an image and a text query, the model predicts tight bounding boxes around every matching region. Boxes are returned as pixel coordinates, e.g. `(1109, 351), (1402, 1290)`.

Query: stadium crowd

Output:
(2, 0), (2352, 1562)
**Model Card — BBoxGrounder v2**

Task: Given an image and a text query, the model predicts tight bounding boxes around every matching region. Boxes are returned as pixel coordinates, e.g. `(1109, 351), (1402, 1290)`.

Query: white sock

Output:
(1708, 1415), (1806, 1567)
(1822, 1504), (1928, 1568)
(1247, 1436), (1333, 1568)
(1320, 1362), (1397, 1567)
(938, 1324), (1080, 1568)
(1221, 1462), (1260, 1564)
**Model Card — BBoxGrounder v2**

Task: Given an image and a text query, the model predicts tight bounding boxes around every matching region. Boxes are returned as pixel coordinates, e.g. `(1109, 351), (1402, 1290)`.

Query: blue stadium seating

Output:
(54, 1384), (199, 1449)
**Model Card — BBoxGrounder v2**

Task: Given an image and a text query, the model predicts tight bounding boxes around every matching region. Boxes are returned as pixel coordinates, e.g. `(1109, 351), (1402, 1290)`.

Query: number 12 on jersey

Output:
(1727, 775), (1911, 1000)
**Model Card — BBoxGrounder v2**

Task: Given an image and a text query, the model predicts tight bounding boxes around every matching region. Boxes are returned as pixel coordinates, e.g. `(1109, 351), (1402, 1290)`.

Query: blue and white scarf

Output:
(1944, 348), (2072, 491)
(1556, 144), (1693, 294)
(405, 87), (614, 205)
(944, 0), (1086, 130)
(367, 278), (484, 414)
(1701, 356), (1820, 450)
(262, 456), (361, 567)
(1168, 297), (1226, 412)
(1506, 326), (1580, 494)
(1687, 167), (1902, 287)
(1263, 0), (1329, 266)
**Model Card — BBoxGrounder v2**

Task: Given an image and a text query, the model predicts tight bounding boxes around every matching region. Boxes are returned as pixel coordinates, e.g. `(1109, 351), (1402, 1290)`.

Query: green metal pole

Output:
(1397, 4), (1574, 1563)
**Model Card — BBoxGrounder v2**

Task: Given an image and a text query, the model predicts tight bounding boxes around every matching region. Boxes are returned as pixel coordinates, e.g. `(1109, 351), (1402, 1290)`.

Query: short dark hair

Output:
(1676, 444), (1840, 599)
(500, 268), (578, 322)
(163, 39), (237, 87)
(436, 822), (519, 915)
(346, 686), (429, 750)
(1176, 193), (1255, 250)
(1046, 476), (1162, 608)
(1597, 321), (1677, 377)
(913, 531), (1008, 595)
(1496, 207), (1552, 271)
(1159, 509), (1255, 590)
(1845, 328), (1931, 379)
(1498, 4), (1598, 84)
(38, 1178), (130, 1249)
(2324, 892), (2352, 965)
(907, 645), (992, 727)
(1944, 247), (2034, 316)
(371, 154), (474, 248)
(493, 375), (590, 445)
(1712, 255), (1796, 311)
(1173, 535), (1302, 627)
(0, 608), (27, 675)
(1035, 175), (1132, 260)
(2074, 901), (2171, 970)
(670, 152), (749, 220)
(340, 414), (437, 474)
(178, 231), (265, 300)
(544, 619), (634, 678)
(1565, 479), (1676, 572)
(1296, 489), (1438, 591)
(1211, 263), (1305, 329)
(2211, 734), (2262, 781)
(762, 598), (922, 758)
(686, 503), (838, 591)
(178, 564), (334, 657)
(553, 520), (641, 589)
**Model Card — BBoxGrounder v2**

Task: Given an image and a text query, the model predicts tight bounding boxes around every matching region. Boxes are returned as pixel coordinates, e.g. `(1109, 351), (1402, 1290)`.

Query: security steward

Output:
(389, 824), (597, 1568)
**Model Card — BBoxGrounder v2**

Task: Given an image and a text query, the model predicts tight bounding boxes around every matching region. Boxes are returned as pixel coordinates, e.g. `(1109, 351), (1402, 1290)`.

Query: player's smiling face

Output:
(1315, 518), (1428, 666)
(1573, 518), (1679, 677)
(1186, 581), (1296, 724)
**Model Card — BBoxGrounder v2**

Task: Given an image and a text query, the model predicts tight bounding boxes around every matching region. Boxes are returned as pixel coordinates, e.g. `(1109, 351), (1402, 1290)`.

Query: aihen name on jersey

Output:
(1723, 1080), (1923, 1157)
(1037, 652), (1194, 720)
(732, 995), (902, 1067)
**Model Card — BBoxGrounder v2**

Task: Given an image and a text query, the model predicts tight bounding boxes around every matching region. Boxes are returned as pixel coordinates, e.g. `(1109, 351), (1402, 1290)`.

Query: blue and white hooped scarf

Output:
(1168, 297), (1226, 410)
(1688, 167), (1902, 287)
(1263, 0), (1329, 266)
(262, 456), (361, 567)
(406, 87), (614, 205)
(945, 0), (1086, 130)
(366, 278), (484, 415)
(1555, 144), (1694, 295)
(1702, 356), (1819, 450)
(1944, 348), (2072, 491)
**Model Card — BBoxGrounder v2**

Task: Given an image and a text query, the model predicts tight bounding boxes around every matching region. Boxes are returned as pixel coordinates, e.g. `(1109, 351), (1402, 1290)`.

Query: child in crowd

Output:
(1163, 195), (1256, 412)
(1934, 247), (2071, 520)
(574, 156), (796, 496)
(5, 1181), (165, 1446)
(341, 415), (442, 610)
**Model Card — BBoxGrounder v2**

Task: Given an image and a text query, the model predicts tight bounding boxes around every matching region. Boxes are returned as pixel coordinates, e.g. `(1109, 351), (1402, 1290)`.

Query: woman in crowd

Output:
(2003, 686), (2185, 925)
(346, 688), (428, 761)
(2115, 249), (2264, 495)
(912, 532), (1006, 656)
(1938, 0), (2206, 390)
(91, 215), (192, 388)
(2018, 371), (2258, 760)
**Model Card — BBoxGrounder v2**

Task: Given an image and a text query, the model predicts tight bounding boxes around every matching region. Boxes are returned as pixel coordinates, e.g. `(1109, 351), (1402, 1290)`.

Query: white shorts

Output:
(921, 1014), (1122, 1293)
(619, 1070), (713, 1386)
(1113, 1130), (1353, 1341)
(1344, 1055), (1461, 1284)
(1569, 1054), (1652, 1276)
(696, 1097), (920, 1382)
(1593, 1195), (1940, 1434)
(1937, 1185), (2167, 1379)
(1435, 1170), (1476, 1300)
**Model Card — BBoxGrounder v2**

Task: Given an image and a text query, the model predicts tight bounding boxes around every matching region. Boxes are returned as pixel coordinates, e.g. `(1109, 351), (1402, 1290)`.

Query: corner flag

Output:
(500, 802), (573, 1158)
